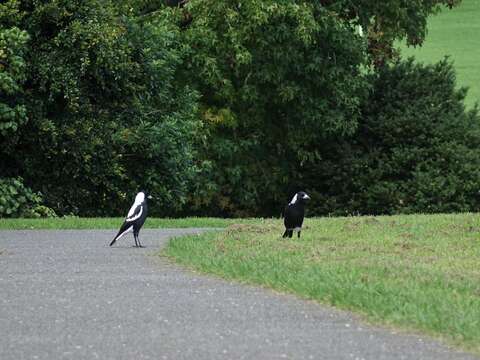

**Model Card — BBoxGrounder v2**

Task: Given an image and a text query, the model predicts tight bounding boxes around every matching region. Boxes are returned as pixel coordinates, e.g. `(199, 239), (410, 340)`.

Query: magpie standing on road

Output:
(282, 191), (310, 238)
(110, 191), (150, 248)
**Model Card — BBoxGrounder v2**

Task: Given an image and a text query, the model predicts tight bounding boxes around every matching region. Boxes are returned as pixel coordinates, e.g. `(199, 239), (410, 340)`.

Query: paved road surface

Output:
(0, 229), (477, 360)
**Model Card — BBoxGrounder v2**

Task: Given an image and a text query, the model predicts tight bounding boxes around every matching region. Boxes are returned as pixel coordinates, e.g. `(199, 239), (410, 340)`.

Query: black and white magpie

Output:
(282, 191), (310, 238)
(110, 191), (150, 248)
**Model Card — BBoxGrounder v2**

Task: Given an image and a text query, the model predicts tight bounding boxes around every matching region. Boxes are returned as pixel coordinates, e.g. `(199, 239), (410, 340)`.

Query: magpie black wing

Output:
(284, 204), (303, 229)
(283, 204), (294, 228)
(109, 204), (143, 246)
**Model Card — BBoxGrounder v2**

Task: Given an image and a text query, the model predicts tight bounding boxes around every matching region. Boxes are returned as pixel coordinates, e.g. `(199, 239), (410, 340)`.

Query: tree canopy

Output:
(1, 0), (476, 218)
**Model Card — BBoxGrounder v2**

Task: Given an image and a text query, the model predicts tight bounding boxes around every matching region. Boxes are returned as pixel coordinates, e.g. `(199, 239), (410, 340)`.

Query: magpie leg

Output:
(137, 234), (144, 248)
(288, 230), (293, 238)
(298, 230), (301, 238)
(282, 230), (288, 238)
(133, 233), (139, 247)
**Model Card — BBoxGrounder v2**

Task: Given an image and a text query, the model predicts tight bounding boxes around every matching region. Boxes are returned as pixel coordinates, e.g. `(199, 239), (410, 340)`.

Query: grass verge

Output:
(164, 213), (480, 353)
(0, 217), (257, 230)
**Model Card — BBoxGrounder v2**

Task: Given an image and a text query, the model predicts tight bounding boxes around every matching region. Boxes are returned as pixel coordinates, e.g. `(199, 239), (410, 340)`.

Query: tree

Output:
(1, 1), (200, 216)
(0, 1), (29, 158)
(0, 1), (47, 218)
(305, 59), (480, 215)
(175, 0), (368, 215)
(315, 0), (462, 66)
(0, 0), (468, 217)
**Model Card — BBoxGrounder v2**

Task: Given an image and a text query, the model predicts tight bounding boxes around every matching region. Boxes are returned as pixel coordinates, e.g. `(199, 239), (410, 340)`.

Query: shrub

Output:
(306, 59), (480, 215)
(0, 178), (56, 218)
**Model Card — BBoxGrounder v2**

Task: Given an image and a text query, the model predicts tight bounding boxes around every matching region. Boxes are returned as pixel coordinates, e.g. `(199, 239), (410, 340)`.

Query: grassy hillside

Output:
(401, 0), (480, 108)
(165, 213), (480, 353)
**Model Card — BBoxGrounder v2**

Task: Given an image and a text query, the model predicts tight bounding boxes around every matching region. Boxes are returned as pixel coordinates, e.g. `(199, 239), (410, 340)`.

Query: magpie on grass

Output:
(282, 191), (310, 238)
(110, 191), (150, 248)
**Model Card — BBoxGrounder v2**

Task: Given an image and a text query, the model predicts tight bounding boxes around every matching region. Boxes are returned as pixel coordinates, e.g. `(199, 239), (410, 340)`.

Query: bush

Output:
(0, 178), (56, 218)
(306, 59), (480, 215)
(2, 2), (200, 216)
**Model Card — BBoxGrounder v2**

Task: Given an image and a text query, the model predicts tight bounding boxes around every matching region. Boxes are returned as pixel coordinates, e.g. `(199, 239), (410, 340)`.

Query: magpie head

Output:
(289, 191), (310, 205)
(297, 191), (310, 202)
(139, 190), (153, 201)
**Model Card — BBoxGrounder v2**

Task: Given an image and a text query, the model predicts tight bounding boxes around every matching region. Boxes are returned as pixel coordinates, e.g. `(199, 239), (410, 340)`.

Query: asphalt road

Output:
(0, 229), (477, 360)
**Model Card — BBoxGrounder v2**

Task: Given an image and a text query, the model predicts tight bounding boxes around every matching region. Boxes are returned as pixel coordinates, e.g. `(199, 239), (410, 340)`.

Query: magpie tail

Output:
(110, 222), (133, 246)
(110, 230), (122, 246)
(110, 227), (125, 246)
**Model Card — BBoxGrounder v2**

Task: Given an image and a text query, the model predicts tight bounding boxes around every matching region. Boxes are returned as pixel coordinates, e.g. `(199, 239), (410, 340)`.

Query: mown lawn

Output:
(0, 217), (256, 230)
(164, 213), (480, 353)
(401, 0), (480, 108)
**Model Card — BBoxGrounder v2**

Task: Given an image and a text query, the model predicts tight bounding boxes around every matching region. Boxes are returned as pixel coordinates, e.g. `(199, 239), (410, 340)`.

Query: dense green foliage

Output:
(181, 0), (368, 216)
(1, 0), (477, 217)
(0, 177), (56, 217)
(0, 1), (29, 155)
(179, 0), (479, 216)
(1, 0), (199, 216)
(307, 59), (480, 215)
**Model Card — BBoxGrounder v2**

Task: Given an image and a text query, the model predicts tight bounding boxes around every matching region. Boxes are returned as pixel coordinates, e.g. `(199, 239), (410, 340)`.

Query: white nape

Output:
(289, 194), (298, 205)
(127, 192), (145, 217)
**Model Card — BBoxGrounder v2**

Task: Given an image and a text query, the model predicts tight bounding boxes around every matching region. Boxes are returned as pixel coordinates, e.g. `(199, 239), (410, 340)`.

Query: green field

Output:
(165, 213), (480, 353)
(401, 0), (480, 108)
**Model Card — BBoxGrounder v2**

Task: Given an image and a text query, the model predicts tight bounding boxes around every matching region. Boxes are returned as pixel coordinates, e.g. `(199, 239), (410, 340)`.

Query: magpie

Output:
(282, 191), (310, 238)
(110, 191), (150, 248)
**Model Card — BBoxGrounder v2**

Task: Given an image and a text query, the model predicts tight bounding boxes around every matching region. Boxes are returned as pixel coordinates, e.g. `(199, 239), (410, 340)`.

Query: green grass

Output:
(0, 217), (258, 230)
(164, 213), (480, 353)
(400, 0), (480, 108)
